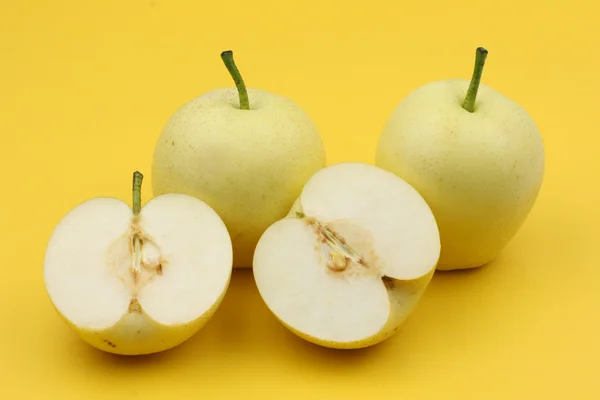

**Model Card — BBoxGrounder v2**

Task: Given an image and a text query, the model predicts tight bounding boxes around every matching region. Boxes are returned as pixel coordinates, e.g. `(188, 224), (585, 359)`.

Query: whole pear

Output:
(375, 47), (545, 271)
(151, 51), (327, 268)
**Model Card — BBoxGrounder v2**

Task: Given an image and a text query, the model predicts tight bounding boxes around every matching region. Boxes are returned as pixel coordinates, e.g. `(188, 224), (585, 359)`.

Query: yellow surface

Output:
(1, 0), (598, 398)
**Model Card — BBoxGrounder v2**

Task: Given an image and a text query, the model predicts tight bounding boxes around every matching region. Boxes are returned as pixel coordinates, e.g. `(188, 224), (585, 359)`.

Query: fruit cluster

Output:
(43, 48), (545, 355)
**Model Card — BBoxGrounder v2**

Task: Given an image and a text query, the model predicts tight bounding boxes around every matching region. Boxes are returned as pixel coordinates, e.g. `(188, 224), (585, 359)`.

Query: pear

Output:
(375, 47), (545, 271)
(43, 172), (233, 355)
(151, 50), (327, 268)
(252, 162), (441, 349)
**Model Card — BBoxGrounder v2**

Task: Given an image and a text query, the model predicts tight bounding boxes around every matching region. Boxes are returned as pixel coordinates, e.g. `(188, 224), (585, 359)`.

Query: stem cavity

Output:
(132, 171), (143, 215)
(220, 50), (250, 110)
(462, 47), (488, 113)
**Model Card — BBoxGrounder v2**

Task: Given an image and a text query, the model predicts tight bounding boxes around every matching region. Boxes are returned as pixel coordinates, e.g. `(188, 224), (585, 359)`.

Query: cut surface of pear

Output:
(44, 175), (233, 355)
(253, 162), (441, 349)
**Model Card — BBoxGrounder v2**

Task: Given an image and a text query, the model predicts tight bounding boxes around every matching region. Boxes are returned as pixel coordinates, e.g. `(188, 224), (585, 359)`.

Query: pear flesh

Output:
(44, 193), (233, 355)
(253, 163), (441, 349)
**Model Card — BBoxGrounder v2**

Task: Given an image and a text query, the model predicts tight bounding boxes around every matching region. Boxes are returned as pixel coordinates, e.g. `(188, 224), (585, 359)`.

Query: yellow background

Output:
(1, 0), (598, 398)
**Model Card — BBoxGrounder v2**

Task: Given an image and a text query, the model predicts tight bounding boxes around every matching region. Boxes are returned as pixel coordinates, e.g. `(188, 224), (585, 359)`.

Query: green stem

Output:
(220, 50), (250, 110)
(132, 171), (143, 215)
(462, 47), (488, 113)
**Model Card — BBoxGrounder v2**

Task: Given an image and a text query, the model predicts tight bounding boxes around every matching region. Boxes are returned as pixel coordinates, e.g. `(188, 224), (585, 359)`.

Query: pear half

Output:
(43, 172), (233, 355)
(253, 162), (441, 349)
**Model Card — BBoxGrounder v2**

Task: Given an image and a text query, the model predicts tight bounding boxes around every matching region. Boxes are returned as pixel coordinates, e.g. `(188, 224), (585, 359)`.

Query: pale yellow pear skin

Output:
(375, 79), (545, 270)
(151, 87), (327, 268)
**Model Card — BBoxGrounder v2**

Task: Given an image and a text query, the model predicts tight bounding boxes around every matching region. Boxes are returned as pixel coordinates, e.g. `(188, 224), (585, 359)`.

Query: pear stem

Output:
(462, 47), (488, 113)
(132, 171), (143, 215)
(220, 50), (250, 110)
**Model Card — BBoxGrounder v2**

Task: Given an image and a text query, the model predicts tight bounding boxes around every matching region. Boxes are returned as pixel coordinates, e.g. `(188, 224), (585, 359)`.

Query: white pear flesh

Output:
(253, 162), (441, 349)
(43, 193), (233, 355)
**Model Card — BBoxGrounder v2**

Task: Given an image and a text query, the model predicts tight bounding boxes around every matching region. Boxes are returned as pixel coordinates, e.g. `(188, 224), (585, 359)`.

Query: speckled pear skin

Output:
(151, 87), (327, 268)
(376, 78), (545, 270)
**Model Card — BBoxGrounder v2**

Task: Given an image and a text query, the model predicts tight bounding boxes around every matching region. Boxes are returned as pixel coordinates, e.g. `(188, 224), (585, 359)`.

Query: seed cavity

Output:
(305, 217), (370, 273)
(129, 228), (164, 288)
(106, 218), (166, 296)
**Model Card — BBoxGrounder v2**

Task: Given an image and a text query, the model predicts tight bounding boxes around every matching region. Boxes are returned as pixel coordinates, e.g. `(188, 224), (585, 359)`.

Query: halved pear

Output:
(43, 172), (233, 355)
(253, 162), (441, 349)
